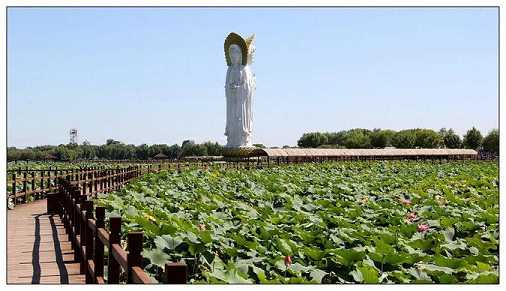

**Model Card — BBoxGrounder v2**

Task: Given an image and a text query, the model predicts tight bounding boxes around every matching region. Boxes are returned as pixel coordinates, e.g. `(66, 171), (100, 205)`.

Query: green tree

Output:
(135, 144), (150, 160)
(203, 141), (223, 156)
(169, 144), (182, 159)
(392, 130), (416, 148)
(81, 142), (97, 159)
(439, 128), (462, 149)
(181, 140), (208, 157)
(370, 129), (396, 148)
(414, 129), (443, 148)
(343, 129), (371, 148)
(482, 129), (499, 155)
(297, 132), (329, 148)
(326, 131), (347, 146)
(463, 127), (483, 150)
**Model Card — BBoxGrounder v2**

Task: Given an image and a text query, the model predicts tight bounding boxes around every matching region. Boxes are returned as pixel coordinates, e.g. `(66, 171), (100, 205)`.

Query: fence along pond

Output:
(50, 180), (187, 284)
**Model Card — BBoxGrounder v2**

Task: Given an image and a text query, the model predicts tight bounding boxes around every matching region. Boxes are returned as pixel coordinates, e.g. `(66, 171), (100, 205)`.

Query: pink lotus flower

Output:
(198, 223), (206, 231)
(284, 256), (292, 268)
(405, 212), (417, 223)
(417, 224), (430, 233)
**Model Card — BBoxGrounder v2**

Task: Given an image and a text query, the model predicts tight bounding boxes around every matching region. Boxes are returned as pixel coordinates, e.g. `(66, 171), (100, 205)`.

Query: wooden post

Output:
(84, 200), (94, 283)
(22, 172), (28, 203)
(114, 169), (119, 190)
(67, 186), (75, 247)
(41, 171), (45, 194)
(104, 170), (108, 192)
(89, 172), (93, 195)
(80, 197), (89, 274)
(82, 175), (87, 196)
(11, 173), (17, 206)
(94, 207), (105, 282)
(50, 169), (55, 191)
(106, 169), (110, 192)
(61, 183), (69, 230)
(112, 169), (116, 190)
(108, 217), (121, 284)
(31, 172), (36, 199)
(101, 170), (105, 192)
(108, 169), (112, 191)
(93, 170), (97, 195)
(72, 190), (81, 262)
(127, 232), (144, 283)
(164, 262), (187, 284)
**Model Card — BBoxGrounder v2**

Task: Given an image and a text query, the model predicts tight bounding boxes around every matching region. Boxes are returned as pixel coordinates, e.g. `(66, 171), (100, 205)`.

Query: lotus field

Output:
(96, 161), (499, 284)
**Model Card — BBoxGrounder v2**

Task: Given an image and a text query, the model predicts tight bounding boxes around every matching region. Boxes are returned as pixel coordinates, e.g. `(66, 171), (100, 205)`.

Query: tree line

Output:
(7, 139), (225, 162)
(8, 127), (498, 161)
(297, 127), (499, 154)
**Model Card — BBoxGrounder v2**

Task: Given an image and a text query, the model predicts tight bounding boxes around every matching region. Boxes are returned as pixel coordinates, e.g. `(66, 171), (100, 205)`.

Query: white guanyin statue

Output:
(224, 32), (256, 148)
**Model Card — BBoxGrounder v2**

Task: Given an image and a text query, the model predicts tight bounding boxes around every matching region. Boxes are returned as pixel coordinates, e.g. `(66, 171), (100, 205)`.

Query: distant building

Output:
(153, 153), (168, 160)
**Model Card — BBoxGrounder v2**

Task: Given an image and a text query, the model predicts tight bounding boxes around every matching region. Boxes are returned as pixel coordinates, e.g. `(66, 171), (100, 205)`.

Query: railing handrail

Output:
(47, 170), (188, 284)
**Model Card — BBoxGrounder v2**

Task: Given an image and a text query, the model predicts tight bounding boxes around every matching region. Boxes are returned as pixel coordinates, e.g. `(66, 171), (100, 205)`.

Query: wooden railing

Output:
(6, 162), (257, 207)
(50, 179), (187, 284)
(7, 166), (140, 207)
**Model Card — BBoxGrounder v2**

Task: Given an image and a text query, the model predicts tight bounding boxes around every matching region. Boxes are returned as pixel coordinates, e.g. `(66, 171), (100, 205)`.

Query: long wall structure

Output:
(248, 148), (478, 161)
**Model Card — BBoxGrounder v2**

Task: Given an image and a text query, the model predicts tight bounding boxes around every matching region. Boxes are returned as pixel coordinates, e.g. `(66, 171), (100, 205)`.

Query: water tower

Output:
(69, 128), (78, 145)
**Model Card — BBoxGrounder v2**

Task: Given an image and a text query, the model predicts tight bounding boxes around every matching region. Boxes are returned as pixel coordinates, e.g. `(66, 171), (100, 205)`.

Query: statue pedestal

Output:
(222, 147), (256, 160)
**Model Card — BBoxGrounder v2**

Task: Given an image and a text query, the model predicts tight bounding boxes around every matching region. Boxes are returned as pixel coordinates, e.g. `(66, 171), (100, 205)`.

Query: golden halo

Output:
(224, 32), (248, 66)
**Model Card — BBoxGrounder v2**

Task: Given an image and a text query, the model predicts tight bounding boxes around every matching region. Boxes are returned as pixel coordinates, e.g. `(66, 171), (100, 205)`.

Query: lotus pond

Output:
(96, 161), (499, 284)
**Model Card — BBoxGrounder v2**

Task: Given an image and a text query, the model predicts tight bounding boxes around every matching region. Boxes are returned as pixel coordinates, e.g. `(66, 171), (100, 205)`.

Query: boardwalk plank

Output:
(7, 199), (85, 284)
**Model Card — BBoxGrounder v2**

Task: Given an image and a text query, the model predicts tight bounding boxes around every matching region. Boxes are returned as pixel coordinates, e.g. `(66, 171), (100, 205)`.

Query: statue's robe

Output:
(225, 64), (254, 147)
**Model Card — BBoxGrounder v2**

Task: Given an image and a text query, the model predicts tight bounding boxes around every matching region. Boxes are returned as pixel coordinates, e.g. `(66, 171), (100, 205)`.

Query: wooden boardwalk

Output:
(7, 199), (85, 284)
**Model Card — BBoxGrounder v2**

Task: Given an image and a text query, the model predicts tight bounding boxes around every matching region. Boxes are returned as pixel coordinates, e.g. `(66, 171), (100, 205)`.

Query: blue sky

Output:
(8, 7), (498, 148)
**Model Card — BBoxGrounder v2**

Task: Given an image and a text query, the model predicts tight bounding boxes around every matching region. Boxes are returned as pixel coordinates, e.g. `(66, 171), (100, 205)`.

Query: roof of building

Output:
(249, 148), (478, 157)
(153, 153), (168, 159)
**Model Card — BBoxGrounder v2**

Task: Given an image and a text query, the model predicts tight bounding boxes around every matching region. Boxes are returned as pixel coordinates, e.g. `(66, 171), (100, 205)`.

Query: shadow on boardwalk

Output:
(7, 199), (85, 284)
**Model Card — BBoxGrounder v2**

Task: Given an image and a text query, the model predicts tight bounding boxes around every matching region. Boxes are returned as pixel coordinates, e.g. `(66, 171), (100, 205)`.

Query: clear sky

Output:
(7, 7), (498, 148)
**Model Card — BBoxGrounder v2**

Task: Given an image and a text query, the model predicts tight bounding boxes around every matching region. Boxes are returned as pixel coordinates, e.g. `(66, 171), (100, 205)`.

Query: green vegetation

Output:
(297, 127), (496, 153)
(439, 129), (462, 149)
(97, 161), (498, 284)
(463, 127), (483, 150)
(482, 129), (499, 155)
(9, 127), (498, 162)
(7, 139), (224, 162)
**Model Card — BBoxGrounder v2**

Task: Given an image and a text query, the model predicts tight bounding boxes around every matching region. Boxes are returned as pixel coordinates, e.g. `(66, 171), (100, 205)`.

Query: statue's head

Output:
(224, 32), (255, 66)
(229, 44), (242, 66)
